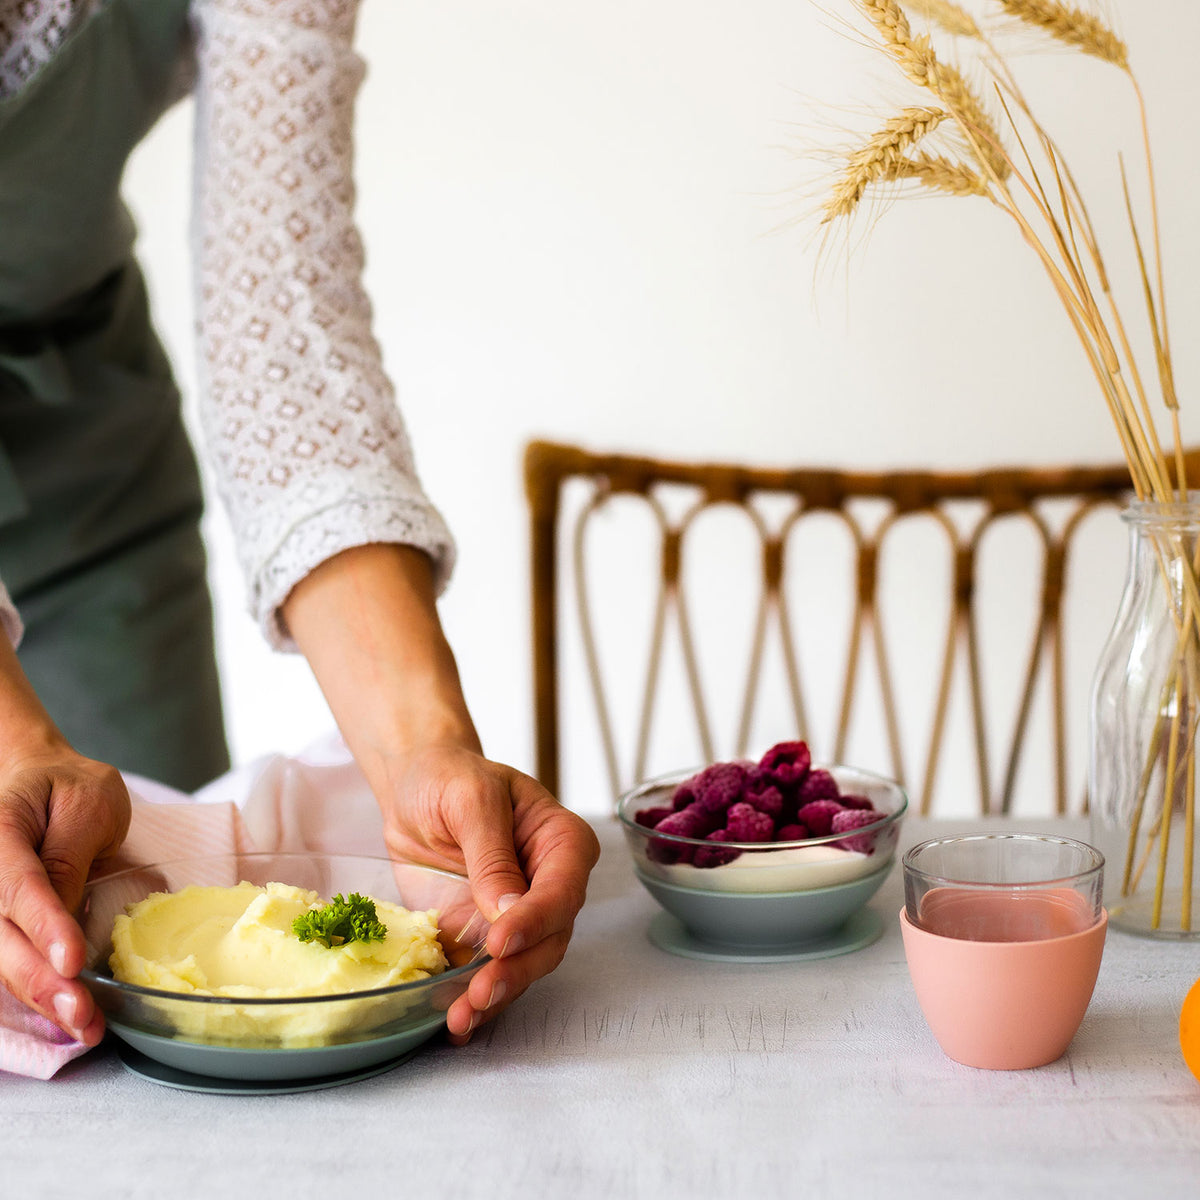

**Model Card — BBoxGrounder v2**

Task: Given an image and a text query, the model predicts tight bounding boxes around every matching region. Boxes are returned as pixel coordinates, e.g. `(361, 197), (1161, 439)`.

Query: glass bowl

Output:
(76, 852), (490, 1082)
(618, 765), (907, 951)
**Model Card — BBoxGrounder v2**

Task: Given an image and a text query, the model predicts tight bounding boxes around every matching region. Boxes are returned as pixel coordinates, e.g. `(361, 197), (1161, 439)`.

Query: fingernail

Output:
(499, 931), (525, 958)
(486, 980), (507, 1010)
(466, 1011), (480, 1034)
(497, 893), (523, 915)
(49, 942), (69, 976)
(53, 991), (78, 1033)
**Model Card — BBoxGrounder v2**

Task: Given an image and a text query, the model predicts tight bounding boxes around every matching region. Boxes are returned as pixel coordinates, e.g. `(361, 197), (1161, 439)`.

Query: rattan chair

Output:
(524, 440), (1198, 818)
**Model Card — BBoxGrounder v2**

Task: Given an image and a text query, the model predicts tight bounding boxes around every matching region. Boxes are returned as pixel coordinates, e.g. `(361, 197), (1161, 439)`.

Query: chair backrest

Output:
(525, 440), (1179, 818)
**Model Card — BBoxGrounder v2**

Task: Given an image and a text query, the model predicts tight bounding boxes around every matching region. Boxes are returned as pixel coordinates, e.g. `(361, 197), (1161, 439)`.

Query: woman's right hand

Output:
(0, 747), (130, 1045)
(0, 631), (130, 1045)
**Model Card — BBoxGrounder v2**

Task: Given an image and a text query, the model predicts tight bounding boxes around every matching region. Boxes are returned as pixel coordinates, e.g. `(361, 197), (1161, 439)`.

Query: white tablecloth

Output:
(7, 816), (1200, 1199)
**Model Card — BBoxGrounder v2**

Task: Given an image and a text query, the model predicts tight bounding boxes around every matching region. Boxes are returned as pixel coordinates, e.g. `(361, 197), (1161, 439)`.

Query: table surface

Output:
(7, 816), (1200, 1200)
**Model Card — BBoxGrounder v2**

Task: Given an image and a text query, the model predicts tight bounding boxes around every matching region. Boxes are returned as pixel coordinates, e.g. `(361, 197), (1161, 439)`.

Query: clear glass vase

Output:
(1090, 497), (1200, 938)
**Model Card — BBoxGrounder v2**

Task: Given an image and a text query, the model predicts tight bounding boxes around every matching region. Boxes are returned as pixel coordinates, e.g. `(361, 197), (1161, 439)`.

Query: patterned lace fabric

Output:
(0, 1), (92, 98)
(0, 0), (455, 650)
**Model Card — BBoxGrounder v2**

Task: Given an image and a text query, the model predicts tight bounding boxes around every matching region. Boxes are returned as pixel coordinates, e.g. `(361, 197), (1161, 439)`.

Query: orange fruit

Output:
(1180, 976), (1200, 1083)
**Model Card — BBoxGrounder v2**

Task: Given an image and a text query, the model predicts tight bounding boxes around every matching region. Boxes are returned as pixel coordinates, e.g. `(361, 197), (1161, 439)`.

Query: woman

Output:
(0, 0), (597, 1052)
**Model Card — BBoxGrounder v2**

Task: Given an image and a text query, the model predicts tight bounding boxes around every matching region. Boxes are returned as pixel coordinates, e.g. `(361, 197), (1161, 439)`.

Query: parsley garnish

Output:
(292, 892), (388, 948)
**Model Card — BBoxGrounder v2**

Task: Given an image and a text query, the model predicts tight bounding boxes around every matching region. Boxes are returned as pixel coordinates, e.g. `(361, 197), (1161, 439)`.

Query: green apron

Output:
(0, 0), (231, 790)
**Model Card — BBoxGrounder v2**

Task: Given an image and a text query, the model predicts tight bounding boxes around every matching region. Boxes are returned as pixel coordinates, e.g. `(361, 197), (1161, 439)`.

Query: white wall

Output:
(123, 1), (1200, 815)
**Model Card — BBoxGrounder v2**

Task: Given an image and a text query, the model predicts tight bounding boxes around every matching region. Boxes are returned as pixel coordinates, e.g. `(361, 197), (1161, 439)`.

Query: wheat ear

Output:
(904, 0), (981, 38)
(888, 153), (989, 198)
(997, 0), (1129, 70)
(822, 107), (949, 221)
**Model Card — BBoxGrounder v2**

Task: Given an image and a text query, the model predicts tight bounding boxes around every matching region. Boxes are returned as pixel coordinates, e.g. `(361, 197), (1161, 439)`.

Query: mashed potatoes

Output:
(109, 882), (447, 1046)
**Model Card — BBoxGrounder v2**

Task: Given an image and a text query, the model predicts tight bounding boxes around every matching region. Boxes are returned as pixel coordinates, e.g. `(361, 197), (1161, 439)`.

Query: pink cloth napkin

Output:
(0, 732), (386, 1080)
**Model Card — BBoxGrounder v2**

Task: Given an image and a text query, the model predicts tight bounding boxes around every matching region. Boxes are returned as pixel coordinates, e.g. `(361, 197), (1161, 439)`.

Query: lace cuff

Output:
(252, 481), (456, 652)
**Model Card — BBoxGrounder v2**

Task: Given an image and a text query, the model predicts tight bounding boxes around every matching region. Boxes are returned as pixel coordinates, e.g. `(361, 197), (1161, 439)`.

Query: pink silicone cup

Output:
(898, 906), (1108, 1070)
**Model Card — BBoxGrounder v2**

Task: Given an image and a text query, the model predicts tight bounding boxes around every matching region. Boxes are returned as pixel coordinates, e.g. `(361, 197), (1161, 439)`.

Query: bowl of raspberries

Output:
(617, 740), (907, 954)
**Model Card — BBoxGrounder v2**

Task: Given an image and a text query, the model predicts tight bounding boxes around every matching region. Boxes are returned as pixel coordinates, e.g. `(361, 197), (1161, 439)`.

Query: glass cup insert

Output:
(903, 833), (1104, 942)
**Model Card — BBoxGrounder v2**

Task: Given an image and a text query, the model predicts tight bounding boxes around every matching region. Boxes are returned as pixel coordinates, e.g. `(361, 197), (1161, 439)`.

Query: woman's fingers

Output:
(447, 773), (528, 923)
(444, 929), (573, 1044)
(0, 805), (86, 978)
(0, 915), (100, 1044)
(483, 785), (599, 964)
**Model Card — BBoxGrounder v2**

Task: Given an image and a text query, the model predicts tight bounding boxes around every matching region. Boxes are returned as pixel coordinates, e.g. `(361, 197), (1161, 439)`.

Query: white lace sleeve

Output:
(190, 0), (455, 651)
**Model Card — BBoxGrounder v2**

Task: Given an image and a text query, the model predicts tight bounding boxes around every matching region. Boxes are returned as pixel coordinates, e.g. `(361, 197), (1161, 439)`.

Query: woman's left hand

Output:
(378, 743), (599, 1043)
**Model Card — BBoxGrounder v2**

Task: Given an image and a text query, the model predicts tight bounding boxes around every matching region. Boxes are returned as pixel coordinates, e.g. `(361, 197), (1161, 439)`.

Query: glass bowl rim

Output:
(901, 832), (1105, 890)
(78, 850), (492, 1007)
(616, 763), (908, 851)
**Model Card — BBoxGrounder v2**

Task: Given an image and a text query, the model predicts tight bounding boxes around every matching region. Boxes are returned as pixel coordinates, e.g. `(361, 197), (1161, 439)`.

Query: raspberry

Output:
(838, 793), (874, 810)
(634, 805), (675, 829)
(758, 740), (812, 788)
(744, 784), (783, 819)
(646, 807), (708, 863)
(671, 781), (697, 811)
(796, 769), (840, 804)
(775, 823), (810, 842)
(694, 828), (743, 868)
(796, 798), (843, 837)
(830, 807), (884, 853)
(656, 808), (709, 838)
(690, 761), (751, 817)
(724, 801), (775, 843)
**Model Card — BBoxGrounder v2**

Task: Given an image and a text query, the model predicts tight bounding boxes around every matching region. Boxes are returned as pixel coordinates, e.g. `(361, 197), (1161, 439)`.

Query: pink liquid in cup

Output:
(916, 886), (1097, 941)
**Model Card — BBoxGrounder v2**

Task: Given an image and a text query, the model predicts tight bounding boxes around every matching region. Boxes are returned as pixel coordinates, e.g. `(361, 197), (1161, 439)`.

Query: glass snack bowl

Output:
(76, 852), (491, 1084)
(618, 764), (907, 957)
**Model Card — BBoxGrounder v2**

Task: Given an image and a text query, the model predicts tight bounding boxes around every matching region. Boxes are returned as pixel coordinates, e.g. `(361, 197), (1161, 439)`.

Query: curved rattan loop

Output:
(962, 507), (1053, 816)
(872, 506), (960, 813)
(777, 504), (865, 764)
(645, 496), (718, 781)
(571, 491), (627, 803)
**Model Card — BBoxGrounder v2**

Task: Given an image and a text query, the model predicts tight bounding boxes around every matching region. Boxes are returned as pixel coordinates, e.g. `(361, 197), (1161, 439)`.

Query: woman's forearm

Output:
(280, 543), (482, 796)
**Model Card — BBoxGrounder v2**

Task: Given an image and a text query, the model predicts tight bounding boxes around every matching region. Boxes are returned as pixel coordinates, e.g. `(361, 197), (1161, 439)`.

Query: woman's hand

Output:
(379, 743), (598, 1042)
(283, 543), (601, 1042)
(0, 631), (130, 1044)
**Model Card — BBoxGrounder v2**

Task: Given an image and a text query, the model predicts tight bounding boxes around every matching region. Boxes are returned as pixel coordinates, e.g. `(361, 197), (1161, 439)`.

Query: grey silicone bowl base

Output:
(646, 906), (885, 962)
(106, 1008), (446, 1083)
(634, 858), (893, 949)
(113, 1038), (421, 1094)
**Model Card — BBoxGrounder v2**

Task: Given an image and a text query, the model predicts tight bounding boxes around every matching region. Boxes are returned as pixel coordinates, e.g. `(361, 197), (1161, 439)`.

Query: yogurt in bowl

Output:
(646, 841), (876, 893)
